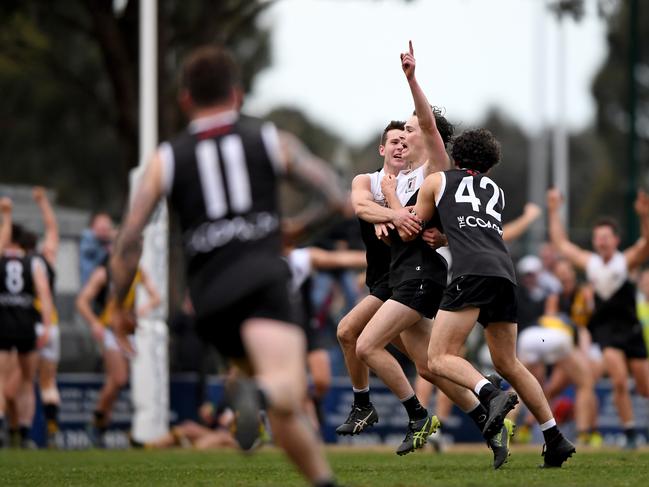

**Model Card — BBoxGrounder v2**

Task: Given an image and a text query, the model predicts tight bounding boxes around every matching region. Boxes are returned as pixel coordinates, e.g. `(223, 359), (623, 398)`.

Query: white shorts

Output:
(588, 343), (603, 362)
(36, 324), (60, 363)
(518, 326), (573, 365)
(103, 328), (136, 356)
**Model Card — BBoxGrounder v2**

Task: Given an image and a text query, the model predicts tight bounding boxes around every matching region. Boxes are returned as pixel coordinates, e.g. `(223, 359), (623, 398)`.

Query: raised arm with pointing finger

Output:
(401, 41), (451, 175)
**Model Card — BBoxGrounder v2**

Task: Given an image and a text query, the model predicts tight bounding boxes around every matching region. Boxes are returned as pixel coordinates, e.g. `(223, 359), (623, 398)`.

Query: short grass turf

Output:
(1, 447), (648, 486)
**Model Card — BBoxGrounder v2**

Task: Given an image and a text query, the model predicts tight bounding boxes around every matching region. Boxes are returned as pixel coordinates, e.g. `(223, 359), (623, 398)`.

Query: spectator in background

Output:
(140, 398), (238, 450)
(516, 255), (554, 331)
(548, 188), (649, 449)
(538, 242), (563, 295)
(79, 212), (114, 286)
(543, 258), (602, 447)
(31, 187), (63, 447)
(77, 257), (160, 448)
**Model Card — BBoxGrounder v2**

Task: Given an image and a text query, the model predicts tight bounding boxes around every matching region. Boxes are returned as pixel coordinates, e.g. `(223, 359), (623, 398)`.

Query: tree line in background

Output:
(1, 0), (647, 248)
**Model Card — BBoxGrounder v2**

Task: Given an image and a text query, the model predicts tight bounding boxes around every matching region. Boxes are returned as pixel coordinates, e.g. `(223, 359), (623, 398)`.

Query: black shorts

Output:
(439, 275), (518, 326)
(304, 322), (328, 353)
(390, 279), (444, 319)
(194, 277), (297, 359)
(591, 322), (648, 359)
(369, 274), (392, 302)
(0, 335), (37, 354)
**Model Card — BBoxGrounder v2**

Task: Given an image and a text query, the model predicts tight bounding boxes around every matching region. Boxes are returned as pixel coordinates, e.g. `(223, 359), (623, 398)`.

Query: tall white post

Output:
(528, 2), (549, 250)
(553, 15), (569, 227)
(130, 0), (169, 443)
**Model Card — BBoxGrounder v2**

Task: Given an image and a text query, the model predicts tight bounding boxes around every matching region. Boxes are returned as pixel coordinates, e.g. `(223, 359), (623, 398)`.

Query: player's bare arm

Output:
(33, 257), (54, 348)
(352, 174), (396, 223)
(308, 247), (367, 270)
(380, 174), (423, 237)
(624, 189), (649, 269)
(546, 188), (591, 269)
(421, 227), (448, 249)
(136, 268), (162, 318)
(111, 152), (164, 304)
(502, 202), (542, 242)
(0, 197), (12, 253)
(381, 168), (447, 247)
(401, 41), (450, 175)
(279, 130), (346, 229)
(33, 186), (59, 265)
(400, 172), (441, 241)
(76, 266), (108, 343)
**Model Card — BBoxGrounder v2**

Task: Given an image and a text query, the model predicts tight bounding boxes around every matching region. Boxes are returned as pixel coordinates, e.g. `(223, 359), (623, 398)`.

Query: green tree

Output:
(0, 0), (274, 213)
(591, 0), (649, 242)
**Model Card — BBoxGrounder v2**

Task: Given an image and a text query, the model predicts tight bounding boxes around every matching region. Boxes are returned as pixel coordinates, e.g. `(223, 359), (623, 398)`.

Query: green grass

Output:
(1, 447), (648, 486)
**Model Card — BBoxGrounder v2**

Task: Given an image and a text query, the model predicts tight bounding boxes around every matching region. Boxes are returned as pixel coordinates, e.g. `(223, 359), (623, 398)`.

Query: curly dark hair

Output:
(451, 128), (501, 173)
(412, 106), (454, 147)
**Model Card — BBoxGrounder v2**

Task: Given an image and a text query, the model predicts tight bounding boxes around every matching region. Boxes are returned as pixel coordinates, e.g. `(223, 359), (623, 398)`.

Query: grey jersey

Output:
(435, 169), (516, 283)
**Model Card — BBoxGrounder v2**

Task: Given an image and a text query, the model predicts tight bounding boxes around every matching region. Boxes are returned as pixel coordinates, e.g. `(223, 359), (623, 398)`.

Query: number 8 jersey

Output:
(0, 253), (39, 338)
(435, 169), (516, 284)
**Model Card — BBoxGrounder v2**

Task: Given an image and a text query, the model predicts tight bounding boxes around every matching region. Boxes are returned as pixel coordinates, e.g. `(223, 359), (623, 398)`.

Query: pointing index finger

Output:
(409, 40), (414, 56)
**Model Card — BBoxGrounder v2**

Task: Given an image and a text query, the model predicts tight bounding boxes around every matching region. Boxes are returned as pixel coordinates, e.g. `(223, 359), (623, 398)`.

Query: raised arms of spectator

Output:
(0, 197), (12, 252)
(401, 41), (451, 175)
(624, 189), (649, 269)
(502, 203), (542, 242)
(32, 187), (59, 266)
(546, 189), (591, 270)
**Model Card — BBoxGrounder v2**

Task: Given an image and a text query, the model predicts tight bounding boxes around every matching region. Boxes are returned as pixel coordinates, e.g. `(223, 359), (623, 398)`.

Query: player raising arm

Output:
(547, 188), (649, 448)
(404, 129), (575, 468)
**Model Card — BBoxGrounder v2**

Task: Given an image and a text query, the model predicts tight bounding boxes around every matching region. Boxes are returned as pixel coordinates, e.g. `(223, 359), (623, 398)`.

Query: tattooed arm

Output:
(111, 153), (164, 304)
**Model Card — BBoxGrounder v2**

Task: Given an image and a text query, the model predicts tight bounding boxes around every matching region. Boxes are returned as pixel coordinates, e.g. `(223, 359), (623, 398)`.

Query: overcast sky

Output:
(244, 0), (609, 145)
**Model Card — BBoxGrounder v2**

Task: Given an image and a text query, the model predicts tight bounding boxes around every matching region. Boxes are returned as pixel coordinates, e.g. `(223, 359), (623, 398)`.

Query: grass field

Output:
(1, 446), (648, 486)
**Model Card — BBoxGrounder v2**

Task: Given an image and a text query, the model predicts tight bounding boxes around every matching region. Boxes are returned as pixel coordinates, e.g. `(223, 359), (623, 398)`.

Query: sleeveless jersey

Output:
(33, 255), (58, 324)
(435, 169), (516, 283)
(99, 268), (142, 327)
(389, 188), (448, 288)
(161, 112), (288, 317)
(358, 165), (423, 289)
(0, 253), (40, 337)
(586, 252), (639, 331)
(558, 287), (592, 328)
